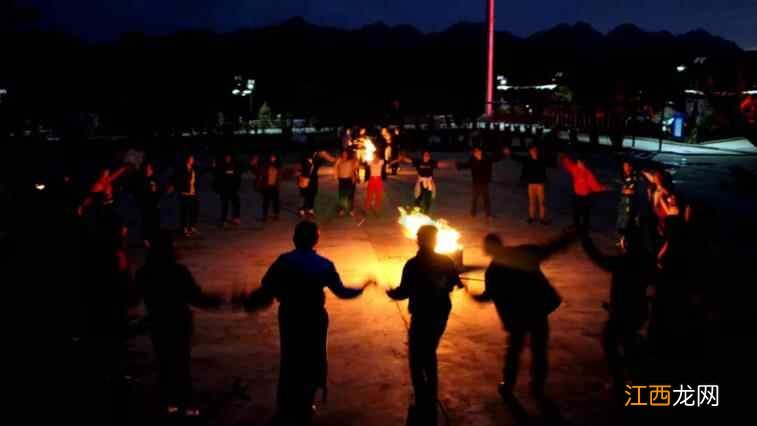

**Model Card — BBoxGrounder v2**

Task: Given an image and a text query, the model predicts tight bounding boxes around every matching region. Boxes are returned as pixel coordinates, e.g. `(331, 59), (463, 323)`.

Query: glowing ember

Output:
(398, 207), (462, 254)
(360, 137), (376, 162)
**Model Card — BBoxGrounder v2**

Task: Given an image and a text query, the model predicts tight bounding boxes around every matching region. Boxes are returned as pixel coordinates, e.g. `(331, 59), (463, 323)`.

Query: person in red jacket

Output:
(561, 154), (609, 233)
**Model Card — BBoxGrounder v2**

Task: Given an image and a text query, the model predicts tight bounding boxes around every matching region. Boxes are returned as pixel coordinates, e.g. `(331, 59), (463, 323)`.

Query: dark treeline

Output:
(1, 16), (756, 133)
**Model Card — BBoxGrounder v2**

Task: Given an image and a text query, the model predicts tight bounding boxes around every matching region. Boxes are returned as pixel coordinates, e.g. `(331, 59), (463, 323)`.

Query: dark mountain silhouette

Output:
(1, 17), (751, 131)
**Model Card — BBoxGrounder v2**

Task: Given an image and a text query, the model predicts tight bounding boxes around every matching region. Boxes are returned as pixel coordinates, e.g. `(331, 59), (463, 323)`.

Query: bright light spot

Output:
(359, 137), (376, 162)
(685, 89), (704, 95)
(497, 84), (557, 91)
(398, 207), (462, 255)
(744, 90), (757, 95)
(35, 183), (46, 191)
(676, 65), (687, 72)
(232, 89), (241, 95)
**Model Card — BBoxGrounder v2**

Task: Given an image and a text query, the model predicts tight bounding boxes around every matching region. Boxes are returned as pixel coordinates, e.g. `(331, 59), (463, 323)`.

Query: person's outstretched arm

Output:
(237, 258), (284, 311)
(109, 165), (128, 183)
(185, 272), (224, 309)
(325, 261), (367, 299)
(535, 230), (578, 262)
(387, 263), (413, 300)
(319, 150), (338, 164)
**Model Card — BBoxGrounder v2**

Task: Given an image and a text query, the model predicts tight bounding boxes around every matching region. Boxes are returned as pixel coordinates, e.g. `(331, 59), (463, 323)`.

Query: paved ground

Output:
(120, 148), (756, 425)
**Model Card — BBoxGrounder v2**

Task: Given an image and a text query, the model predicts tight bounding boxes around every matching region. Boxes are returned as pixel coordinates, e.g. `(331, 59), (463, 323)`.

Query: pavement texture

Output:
(119, 149), (755, 425)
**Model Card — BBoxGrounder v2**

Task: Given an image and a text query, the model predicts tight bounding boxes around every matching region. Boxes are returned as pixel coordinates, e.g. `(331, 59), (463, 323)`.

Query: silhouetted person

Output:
(81, 202), (131, 387)
(456, 146), (504, 218)
(504, 145), (550, 224)
(298, 151), (332, 217)
(395, 151), (454, 214)
(137, 162), (162, 246)
(651, 192), (690, 357)
(580, 232), (649, 395)
(561, 154), (609, 234)
(617, 160), (640, 248)
(213, 153), (242, 226)
(173, 155), (201, 236)
(468, 231), (573, 400)
(135, 231), (222, 417)
(252, 153), (283, 221)
(387, 225), (462, 423)
(239, 221), (369, 425)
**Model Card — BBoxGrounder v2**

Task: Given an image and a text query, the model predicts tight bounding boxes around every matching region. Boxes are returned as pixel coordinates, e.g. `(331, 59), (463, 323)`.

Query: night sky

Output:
(23, 0), (757, 48)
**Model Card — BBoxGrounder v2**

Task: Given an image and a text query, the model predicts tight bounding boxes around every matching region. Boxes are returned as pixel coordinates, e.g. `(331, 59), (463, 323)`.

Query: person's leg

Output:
(425, 317), (448, 402)
(272, 188), (280, 217)
(530, 317), (549, 397)
(602, 319), (624, 390)
(179, 195), (190, 232)
(536, 184), (546, 221)
(408, 321), (428, 404)
(337, 180), (347, 213)
(528, 184), (537, 220)
(220, 194), (229, 223)
(348, 183), (355, 213)
(422, 189), (433, 214)
(503, 326), (526, 391)
(305, 187), (316, 212)
(365, 179), (375, 210)
(232, 192), (240, 220)
(375, 178), (383, 211)
(471, 184), (480, 216)
(581, 196), (592, 231)
(483, 184), (491, 217)
(190, 196), (199, 229)
(262, 188), (271, 218)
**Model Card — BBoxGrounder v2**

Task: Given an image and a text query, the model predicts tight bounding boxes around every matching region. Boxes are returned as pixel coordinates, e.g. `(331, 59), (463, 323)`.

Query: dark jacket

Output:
(388, 250), (461, 319)
(213, 160), (242, 195)
(481, 234), (573, 327)
(137, 174), (162, 209)
(137, 261), (218, 337)
(511, 155), (547, 184)
(458, 155), (502, 185)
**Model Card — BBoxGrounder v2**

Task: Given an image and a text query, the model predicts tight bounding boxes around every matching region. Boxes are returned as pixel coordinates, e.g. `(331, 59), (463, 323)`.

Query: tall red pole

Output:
(485, 0), (495, 117)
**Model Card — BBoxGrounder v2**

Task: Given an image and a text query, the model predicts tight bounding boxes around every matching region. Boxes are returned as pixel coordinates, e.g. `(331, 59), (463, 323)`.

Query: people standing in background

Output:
(333, 150), (359, 217)
(213, 153), (242, 227)
(390, 128), (402, 175)
(138, 162), (162, 247)
(379, 127), (392, 180)
(173, 155), (201, 237)
(457, 146), (504, 219)
(341, 128), (353, 150)
(395, 151), (454, 214)
(252, 153), (282, 221)
(561, 154), (609, 234)
(365, 154), (385, 216)
(299, 150), (337, 218)
(616, 161), (640, 249)
(504, 145), (550, 224)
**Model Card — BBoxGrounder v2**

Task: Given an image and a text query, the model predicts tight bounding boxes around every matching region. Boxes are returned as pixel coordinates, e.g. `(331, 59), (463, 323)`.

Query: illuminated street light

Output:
(232, 89), (241, 96)
(676, 65), (687, 72)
